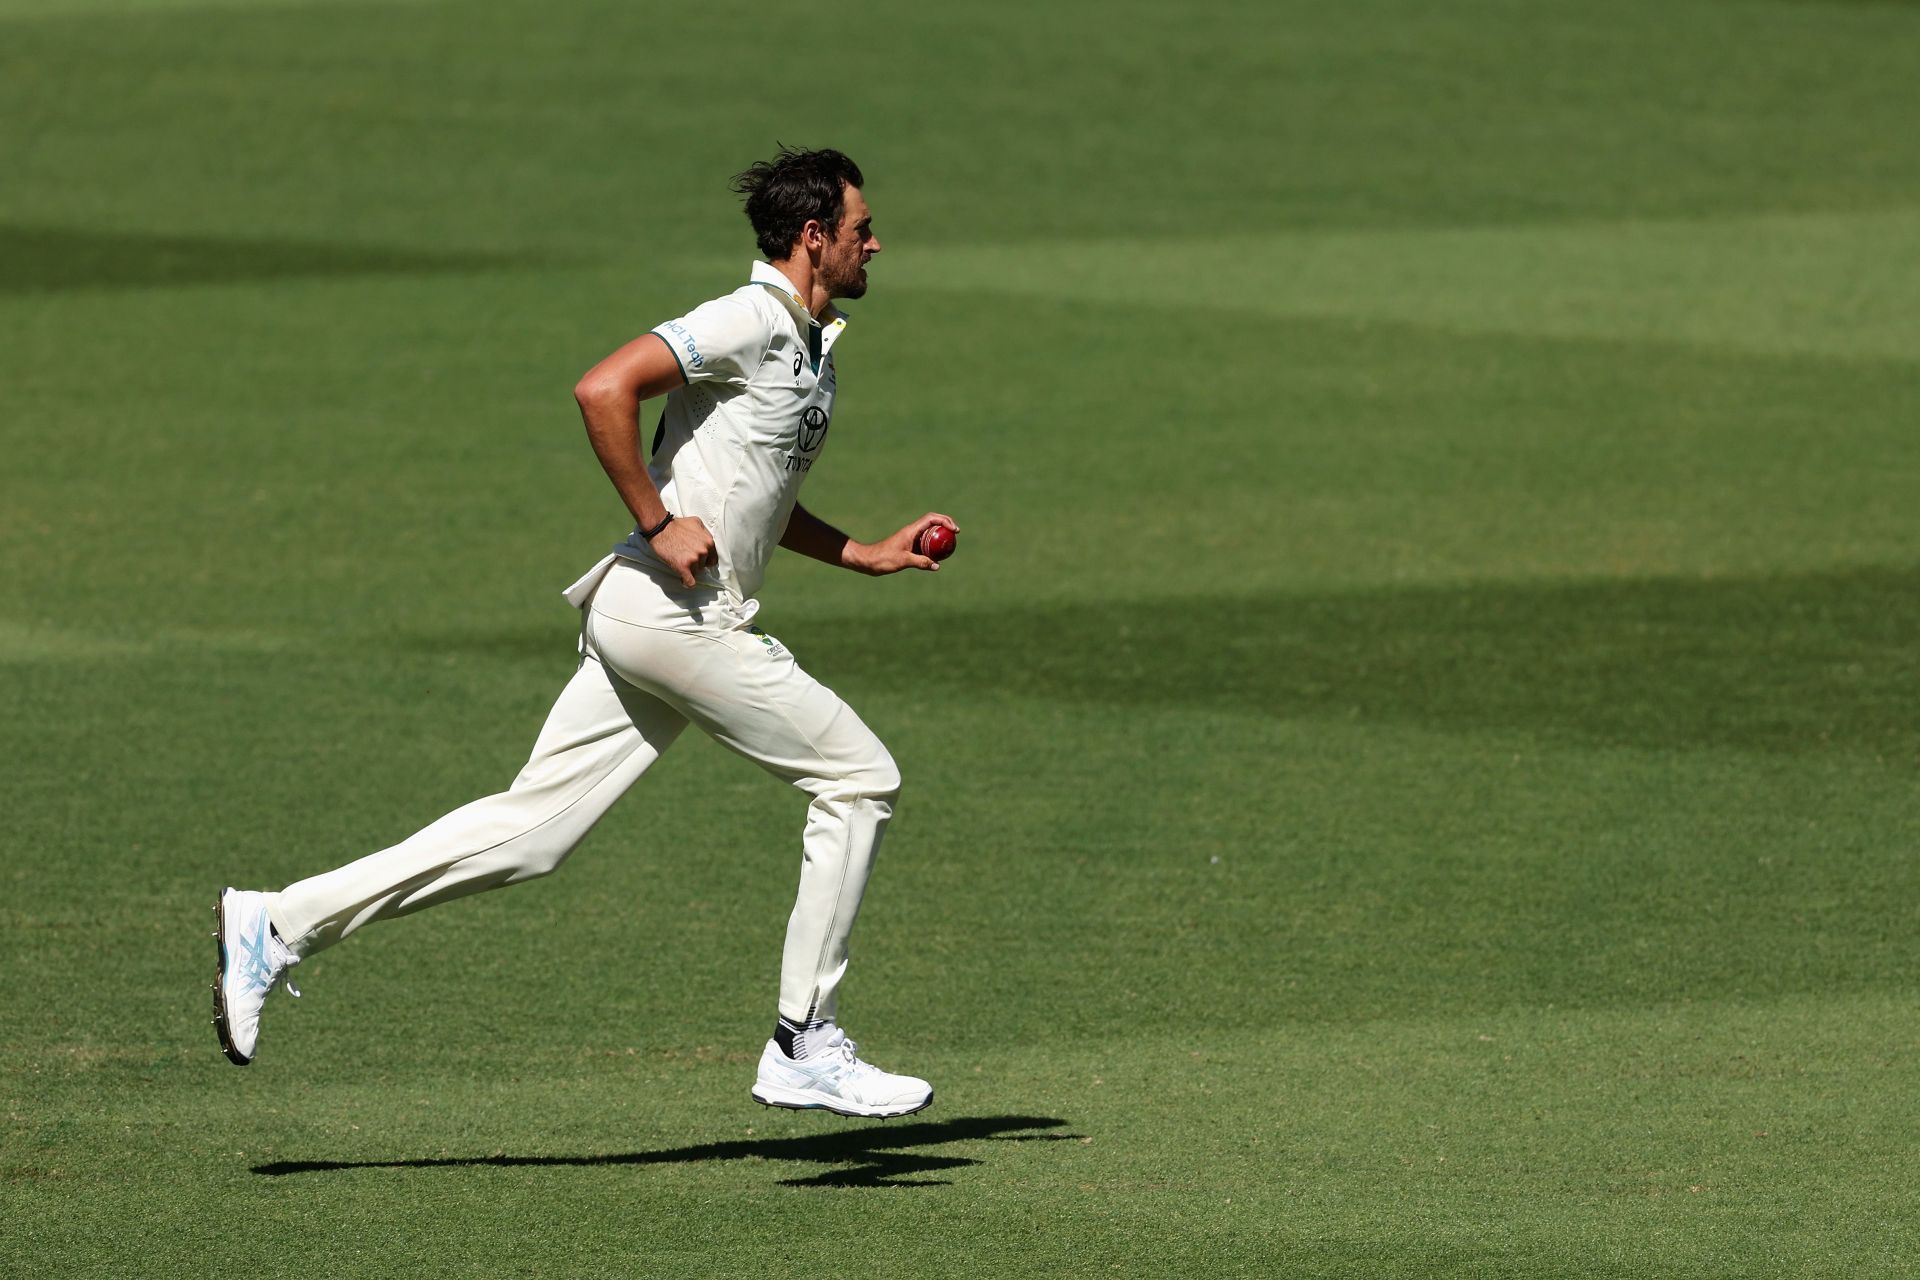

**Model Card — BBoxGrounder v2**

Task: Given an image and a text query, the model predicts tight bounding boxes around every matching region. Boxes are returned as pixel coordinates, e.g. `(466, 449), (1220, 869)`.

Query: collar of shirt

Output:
(750, 261), (849, 358)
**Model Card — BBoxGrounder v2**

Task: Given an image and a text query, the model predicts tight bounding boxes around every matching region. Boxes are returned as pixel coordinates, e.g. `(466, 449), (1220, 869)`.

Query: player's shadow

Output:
(251, 1114), (1076, 1188)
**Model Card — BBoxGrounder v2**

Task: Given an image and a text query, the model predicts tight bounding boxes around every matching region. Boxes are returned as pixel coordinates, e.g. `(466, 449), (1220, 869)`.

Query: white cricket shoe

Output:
(212, 887), (300, 1066)
(751, 1027), (934, 1119)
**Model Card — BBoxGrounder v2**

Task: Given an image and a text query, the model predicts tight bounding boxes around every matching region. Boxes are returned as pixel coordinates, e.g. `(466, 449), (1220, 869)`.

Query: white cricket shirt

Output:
(603, 261), (847, 603)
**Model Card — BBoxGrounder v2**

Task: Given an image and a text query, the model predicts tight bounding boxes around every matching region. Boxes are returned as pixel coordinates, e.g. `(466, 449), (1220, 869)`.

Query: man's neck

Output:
(766, 256), (833, 320)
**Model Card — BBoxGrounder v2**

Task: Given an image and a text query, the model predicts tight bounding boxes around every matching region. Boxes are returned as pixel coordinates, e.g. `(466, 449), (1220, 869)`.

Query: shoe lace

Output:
(272, 940), (302, 1000)
(819, 1027), (861, 1067)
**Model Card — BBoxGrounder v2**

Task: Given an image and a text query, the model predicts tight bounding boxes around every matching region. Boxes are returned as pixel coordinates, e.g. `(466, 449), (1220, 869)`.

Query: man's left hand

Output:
(850, 513), (959, 575)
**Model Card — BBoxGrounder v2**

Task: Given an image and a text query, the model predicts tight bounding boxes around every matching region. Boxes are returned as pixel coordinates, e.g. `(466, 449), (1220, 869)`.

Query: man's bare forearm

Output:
(781, 503), (867, 571)
(573, 331), (688, 532)
(782, 504), (960, 578)
(576, 391), (671, 532)
(572, 332), (718, 587)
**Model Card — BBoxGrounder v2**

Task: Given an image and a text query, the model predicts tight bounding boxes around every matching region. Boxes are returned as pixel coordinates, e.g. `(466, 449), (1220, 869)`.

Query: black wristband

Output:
(638, 512), (675, 541)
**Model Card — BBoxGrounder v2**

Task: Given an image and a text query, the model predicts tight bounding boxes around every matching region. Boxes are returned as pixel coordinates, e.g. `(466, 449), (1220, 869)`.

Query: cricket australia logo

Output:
(799, 406), (829, 452)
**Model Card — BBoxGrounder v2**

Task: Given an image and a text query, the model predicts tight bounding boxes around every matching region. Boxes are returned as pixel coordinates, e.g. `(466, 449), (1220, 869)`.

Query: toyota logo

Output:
(799, 406), (829, 452)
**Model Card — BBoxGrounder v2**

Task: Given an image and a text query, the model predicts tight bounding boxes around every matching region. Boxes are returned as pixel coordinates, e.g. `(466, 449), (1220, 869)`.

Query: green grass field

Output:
(4, 0), (1918, 1274)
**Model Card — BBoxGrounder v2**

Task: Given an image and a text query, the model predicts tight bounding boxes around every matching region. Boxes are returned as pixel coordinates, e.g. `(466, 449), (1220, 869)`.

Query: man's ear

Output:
(800, 218), (826, 253)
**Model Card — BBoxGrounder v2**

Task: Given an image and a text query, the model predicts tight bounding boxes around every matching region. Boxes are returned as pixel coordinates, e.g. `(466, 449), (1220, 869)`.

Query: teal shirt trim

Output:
(648, 330), (688, 382)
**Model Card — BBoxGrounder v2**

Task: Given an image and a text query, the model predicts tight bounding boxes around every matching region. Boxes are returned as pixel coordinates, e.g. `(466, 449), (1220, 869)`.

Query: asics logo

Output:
(234, 914), (277, 993)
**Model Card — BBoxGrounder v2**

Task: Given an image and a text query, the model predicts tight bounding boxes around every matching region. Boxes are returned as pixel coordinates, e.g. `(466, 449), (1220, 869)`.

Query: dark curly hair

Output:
(730, 147), (865, 260)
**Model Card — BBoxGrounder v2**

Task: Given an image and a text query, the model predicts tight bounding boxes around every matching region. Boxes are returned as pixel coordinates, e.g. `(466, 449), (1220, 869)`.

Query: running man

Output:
(212, 147), (952, 1119)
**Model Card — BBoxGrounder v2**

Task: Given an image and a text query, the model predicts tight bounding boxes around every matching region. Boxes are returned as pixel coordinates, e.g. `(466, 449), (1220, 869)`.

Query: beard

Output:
(824, 253), (869, 299)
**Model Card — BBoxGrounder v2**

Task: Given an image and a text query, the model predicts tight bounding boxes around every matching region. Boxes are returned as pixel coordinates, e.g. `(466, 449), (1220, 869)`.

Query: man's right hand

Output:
(650, 517), (718, 588)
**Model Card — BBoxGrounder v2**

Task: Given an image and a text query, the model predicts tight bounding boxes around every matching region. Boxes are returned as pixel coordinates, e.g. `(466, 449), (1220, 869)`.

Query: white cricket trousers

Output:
(266, 560), (900, 1026)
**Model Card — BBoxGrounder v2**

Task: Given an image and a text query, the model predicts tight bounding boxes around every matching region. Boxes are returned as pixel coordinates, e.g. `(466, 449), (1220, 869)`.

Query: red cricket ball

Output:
(914, 524), (957, 561)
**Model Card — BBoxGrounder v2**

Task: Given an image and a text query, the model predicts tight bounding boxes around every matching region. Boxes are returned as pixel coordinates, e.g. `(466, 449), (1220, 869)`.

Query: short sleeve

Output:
(650, 296), (767, 387)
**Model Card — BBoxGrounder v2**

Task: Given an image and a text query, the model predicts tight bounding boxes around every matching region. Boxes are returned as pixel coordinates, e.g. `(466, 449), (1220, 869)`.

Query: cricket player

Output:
(212, 147), (952, 1119)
